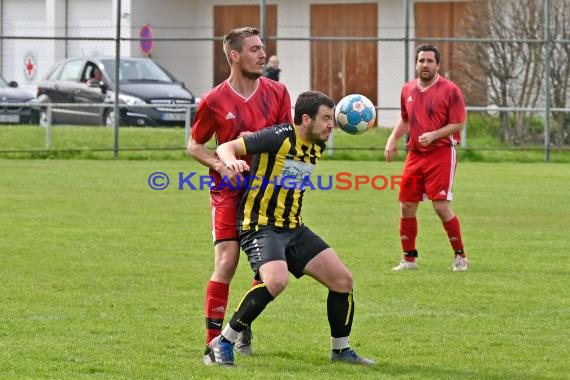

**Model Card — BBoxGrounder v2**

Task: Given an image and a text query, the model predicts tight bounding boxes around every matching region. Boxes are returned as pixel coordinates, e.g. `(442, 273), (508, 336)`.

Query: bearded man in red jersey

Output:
(385, 44), (469, 272)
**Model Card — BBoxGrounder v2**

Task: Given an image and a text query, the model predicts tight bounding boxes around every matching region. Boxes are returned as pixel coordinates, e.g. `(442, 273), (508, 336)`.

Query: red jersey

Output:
(192, 77), (292, 203)
(400, 75), (466, 153)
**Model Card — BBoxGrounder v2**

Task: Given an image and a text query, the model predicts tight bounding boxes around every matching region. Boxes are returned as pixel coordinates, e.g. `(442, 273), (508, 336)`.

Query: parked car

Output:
(0, 76), (38, 124)
(36, 57), (197, 127)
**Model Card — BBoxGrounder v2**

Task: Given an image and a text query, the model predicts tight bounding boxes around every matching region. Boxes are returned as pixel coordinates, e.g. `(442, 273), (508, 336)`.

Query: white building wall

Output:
(276, 0), (310, 114)
(1, 0), (48, 92)
(67, 0), (126, 58)
(377, 0), (411, 126)
(128, 0), (212, 98)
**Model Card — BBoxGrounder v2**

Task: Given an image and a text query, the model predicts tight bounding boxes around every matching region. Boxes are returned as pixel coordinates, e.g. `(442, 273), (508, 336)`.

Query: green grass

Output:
(1, 159), (568, 379)
(2, 125), (569, 162)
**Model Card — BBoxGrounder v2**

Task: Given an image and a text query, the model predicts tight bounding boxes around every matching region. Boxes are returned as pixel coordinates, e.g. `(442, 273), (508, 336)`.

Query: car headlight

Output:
(118, 94), (146, 105)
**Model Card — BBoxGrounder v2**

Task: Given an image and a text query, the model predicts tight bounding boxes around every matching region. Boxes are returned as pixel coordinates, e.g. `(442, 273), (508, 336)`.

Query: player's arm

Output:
(216, 139), (249, 173)
(418, 122), (465, 147)
(218, 125), (287, 171)
(186, 98), (237, 179)
(384, 117), (409, 163)
(187, 138), (227, 174)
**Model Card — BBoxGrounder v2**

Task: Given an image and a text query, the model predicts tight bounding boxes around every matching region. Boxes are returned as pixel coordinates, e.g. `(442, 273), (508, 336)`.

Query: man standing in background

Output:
(263, 55), (281, 81)
(384, 44), (469, 272)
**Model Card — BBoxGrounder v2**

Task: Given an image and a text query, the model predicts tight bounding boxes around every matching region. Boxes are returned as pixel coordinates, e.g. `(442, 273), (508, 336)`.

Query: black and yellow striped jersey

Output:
(237, 124), (325, 232)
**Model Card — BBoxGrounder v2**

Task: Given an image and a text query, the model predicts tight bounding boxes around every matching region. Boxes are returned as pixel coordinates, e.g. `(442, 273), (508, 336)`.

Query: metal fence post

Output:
(260, 0), (266, 47)
(327, 129), (334, 157)
(461, 117), (468, 149)
(544, 0), (551, 162)
(184, 106), (191, 148)
(45, 104), (52, 149)
(404, 0), (410, 83)
(113, 0), (121, 159)
(403, 0), (411, 153)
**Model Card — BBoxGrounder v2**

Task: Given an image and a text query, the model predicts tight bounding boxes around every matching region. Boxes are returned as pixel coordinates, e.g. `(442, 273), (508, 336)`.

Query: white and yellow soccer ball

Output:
(334, 94), (376, 135)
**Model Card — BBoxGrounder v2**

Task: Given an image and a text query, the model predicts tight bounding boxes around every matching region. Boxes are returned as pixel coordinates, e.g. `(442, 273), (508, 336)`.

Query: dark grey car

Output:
(36, 57), (197, 127)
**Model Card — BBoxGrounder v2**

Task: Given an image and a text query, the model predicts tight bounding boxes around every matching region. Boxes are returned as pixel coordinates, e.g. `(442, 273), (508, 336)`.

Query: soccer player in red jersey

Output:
(384, 44), (469, 272)
(187, 27), (292, 361)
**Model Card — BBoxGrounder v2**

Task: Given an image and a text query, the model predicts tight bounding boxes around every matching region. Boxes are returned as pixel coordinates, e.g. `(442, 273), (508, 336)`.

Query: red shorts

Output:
(210, 190), (241, 244)
(399, 145), (457, 202)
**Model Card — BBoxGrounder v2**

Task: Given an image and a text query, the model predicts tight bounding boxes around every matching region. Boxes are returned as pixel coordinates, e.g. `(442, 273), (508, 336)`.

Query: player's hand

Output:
(419, 132), (436, 147)
(224, 159), (250, 173)
(218, 164), (243, 188)
(384, 138), (398, 162)
(238, 131), (254, 138)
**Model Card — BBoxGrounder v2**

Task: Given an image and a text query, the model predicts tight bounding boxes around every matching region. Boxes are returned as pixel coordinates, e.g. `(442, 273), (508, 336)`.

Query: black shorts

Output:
(240, 226), (330, 279)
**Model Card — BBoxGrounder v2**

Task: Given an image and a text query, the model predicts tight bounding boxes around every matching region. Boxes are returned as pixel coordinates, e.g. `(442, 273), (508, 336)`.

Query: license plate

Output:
(0, 114), (20, 123)
(161, 113), (186, 121)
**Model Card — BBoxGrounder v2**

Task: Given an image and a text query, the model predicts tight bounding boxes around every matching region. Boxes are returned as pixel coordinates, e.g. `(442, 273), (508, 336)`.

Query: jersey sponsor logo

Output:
(407, 95), (413, 102)
(280, 159), (315, 184)
(225, 112), (235, 120)
(274, 125), (293, 134)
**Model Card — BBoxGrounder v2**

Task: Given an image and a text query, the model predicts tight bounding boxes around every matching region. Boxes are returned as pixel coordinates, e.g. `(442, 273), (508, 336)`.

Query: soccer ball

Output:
(334, 94), (376, 135)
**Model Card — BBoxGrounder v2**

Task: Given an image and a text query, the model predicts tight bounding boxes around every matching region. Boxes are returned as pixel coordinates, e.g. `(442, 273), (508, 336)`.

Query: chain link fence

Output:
(0, 0), (569, 161)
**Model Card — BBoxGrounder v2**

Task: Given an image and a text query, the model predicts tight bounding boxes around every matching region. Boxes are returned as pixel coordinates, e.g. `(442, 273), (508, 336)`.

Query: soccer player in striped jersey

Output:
(187, 27), (292, 360)
(384, 44), (469, 272)
(202, 90), (375, 367)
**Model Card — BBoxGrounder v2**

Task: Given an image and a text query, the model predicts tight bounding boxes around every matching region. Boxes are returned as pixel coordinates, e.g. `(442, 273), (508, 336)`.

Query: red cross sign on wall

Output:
(24, 53), (36, 81)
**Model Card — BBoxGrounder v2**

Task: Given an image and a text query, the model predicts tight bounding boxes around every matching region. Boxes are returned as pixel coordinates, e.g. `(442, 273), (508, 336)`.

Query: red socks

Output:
(204, 281), (229, 345)
(400, 217), (417, 258)
(399, 215), (465, 260)
(443, 216), (464, 253)
(205, 279), (262, 345)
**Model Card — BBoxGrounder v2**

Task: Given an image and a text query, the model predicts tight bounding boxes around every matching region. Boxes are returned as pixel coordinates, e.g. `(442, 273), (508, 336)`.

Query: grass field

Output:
(1, 159), (569, 379)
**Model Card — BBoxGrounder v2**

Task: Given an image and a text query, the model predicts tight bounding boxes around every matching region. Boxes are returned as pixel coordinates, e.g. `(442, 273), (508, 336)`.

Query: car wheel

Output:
(104, 109), (120, 128)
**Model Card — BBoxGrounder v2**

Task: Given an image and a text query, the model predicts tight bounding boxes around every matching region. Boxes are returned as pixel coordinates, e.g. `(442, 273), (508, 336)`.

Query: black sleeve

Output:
(243, 124), (292, 154)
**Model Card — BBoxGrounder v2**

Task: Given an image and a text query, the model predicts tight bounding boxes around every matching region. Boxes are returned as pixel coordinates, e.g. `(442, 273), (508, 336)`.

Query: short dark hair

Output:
(223, 27), (260, 64)
(293, 91), (335, 125)
(415, 44), (440, 64)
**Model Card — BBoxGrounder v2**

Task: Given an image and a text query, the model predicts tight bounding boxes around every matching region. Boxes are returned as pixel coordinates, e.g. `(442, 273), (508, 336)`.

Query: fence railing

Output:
(0, 102), (197, 155)
(3, 102), (570, 161)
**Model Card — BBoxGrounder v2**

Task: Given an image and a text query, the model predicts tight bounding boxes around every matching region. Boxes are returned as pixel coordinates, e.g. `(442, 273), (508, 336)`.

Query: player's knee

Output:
(329, 269), (353, 293)
(338, 270), (353, 292)
(265, 276), (288, 297)
(213, 255), (238, 280)
(432, 201), (453, 220)
(400, 202), (417, 217)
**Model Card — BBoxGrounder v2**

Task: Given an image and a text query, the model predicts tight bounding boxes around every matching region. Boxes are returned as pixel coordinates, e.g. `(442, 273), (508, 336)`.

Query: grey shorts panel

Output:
(240, 226), (330, 278)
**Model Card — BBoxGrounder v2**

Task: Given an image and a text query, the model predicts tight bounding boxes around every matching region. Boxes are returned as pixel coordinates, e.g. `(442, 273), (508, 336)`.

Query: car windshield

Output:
(100, 59), (174, 84)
